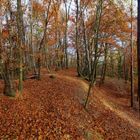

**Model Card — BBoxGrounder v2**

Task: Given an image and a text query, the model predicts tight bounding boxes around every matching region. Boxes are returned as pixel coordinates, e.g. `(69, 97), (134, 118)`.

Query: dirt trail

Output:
(56, 71), (140, 139)
(94, 87), (140, 128)
(55, 72), (140, 129)
(0, 69), (140, 139)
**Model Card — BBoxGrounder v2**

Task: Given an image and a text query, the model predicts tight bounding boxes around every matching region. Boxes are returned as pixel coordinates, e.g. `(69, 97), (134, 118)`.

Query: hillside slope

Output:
(0, 69), (140, 139)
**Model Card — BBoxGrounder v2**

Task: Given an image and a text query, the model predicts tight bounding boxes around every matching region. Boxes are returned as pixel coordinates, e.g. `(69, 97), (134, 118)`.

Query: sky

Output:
(123, 0), (137, 16)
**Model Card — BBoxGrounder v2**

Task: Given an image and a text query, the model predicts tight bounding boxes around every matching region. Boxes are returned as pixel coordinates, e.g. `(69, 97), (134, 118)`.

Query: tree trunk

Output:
(117, 50), (122, 80)
(82, 16), (91, 79)
(17, 0), (25, 94)
(84, 0), (103, 108)
(3, 62), (16, 97)
(100, 43), (108, 84)
(37, 0), (52, 80)
(75, 0), (80, 77)
(130, 0), (134, 107)
(137, 0), (140, 111)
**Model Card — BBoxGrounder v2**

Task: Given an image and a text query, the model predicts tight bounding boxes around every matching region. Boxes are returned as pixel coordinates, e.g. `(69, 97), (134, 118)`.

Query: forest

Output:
(0, 0), (140, 139)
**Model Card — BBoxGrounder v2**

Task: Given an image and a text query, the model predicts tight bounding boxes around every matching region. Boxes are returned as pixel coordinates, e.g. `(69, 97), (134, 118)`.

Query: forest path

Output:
(94, 87), (140, 128)
(0, 68), (140, 139)
(57, 69), (140, 133)
(55, 72), (140, 128)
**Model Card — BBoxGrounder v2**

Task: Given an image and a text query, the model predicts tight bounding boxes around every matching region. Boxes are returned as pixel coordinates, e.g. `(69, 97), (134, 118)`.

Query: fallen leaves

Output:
(0, 71), (90, 139)
(0, 69), (140, 139)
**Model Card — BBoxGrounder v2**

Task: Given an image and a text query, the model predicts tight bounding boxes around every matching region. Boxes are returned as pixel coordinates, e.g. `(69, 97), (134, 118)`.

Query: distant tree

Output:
(63, 0), (72, 69)
(137, 0), (140, 110)
(130, 0), (134, 107)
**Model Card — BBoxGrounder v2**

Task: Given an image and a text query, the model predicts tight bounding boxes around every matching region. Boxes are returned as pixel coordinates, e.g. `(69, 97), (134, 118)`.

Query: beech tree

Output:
(1, 0), (16, 96)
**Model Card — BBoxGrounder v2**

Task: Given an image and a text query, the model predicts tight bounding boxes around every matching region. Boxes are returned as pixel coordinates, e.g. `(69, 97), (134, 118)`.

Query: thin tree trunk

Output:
(137, 0), (140, 112)
(100, 43), (108, 84)
(117, 50), (122, 80)
(84, 0), (103, 108)
(17, 0), (25, 93)
(82, 16), (91, 79)
(75, 0), (80, 76)
(130, 0), (134, 107)
(37, 0), (52, 80)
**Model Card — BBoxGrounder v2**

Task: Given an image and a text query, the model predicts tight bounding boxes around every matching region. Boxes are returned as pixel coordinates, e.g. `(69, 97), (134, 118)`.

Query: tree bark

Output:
(3, 62), (16, 97)
(130, 0), (134, 107)
(37, 0), (52, 80)
(84, 0), (103, 108)
(75, 0), (80, 76)
(17, 0), (25, 93)
(137, 0), (140, 111)
(100, 43), (108, 84)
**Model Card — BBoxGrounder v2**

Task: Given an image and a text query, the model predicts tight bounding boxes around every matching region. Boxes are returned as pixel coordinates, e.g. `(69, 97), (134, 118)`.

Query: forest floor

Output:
(0, 68), (140, 140)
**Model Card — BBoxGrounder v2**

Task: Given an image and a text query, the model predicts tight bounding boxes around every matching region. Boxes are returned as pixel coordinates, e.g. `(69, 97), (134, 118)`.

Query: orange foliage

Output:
(2, 29), (9, 39)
